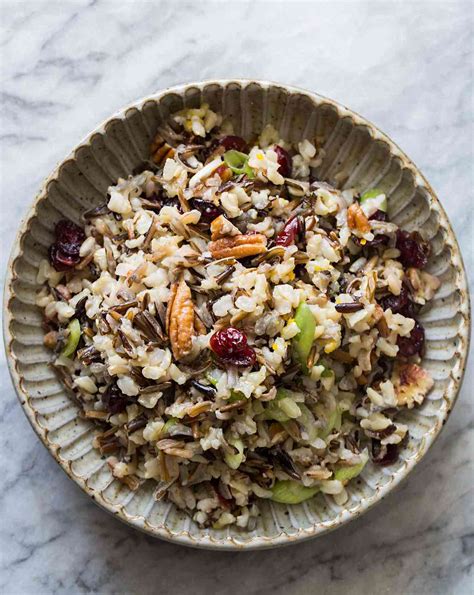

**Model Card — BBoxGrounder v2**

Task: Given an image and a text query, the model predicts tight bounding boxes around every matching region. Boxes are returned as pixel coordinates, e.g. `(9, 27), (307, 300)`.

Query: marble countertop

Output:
(1, 1), (472, 593)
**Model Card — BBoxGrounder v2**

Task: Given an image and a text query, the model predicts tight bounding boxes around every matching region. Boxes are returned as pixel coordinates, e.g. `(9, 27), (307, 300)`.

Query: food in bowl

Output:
(36, 103), (440, 529)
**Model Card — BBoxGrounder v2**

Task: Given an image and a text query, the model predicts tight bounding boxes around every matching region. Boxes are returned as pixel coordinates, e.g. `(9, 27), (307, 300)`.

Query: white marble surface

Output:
(1, 1), (473, 594)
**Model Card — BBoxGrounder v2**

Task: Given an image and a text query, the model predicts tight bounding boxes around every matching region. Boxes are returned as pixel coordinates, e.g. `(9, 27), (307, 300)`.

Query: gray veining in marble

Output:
(0, 1), (472, 594)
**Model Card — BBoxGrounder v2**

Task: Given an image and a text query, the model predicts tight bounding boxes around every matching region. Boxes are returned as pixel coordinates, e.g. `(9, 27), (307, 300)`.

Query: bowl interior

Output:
(4, 81), (470, 549)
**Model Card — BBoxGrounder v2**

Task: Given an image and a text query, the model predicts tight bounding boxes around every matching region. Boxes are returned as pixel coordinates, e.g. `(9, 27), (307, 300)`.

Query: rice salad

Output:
(37, 103), (440, 529)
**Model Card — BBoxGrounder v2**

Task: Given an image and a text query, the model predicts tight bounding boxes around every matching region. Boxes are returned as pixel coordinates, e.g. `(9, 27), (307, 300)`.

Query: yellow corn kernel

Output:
(324, 340), (339, 354)
(360, 239), (367, 246)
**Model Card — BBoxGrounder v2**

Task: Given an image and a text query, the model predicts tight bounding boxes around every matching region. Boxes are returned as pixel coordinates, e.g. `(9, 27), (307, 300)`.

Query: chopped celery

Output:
(161, 417), (178, 435)
(333, 454), (368, 483)
(224, 437), (244, 469)
(61, 318), (81, 358)
(292, 303), (316, 374)
(360, 188), (387, 212)
(263, 388), (300, 422)
(318, 406), (341, 439)
(295, 403), (319, 444)
(271, 480), (319, 504)
(223, 150), (254, 178)
(278, 398), (302, 419)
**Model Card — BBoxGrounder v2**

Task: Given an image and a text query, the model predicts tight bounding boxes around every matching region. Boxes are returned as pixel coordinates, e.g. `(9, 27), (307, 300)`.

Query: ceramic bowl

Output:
(3, 80), (470, 550)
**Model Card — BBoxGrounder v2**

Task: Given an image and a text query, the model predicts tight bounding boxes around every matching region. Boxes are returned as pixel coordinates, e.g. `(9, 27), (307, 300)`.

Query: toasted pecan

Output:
(209, 233), (267, 259)
(166, 278), (195, 360)
(210, 215), (241, 241)
(393, 363), (434, 409)
(347, 203), (370, 234)
(150, 132), (175, 165)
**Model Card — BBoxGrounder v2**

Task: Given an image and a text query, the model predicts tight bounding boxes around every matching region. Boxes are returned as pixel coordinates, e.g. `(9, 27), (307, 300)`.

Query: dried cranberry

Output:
(164, 197), (182, 211)
(102, 383), (129, 415)
(380, 285), (420, 318)
(380, 286), (409, 313)
(55, 220), (85, 256)
(397, 320), (425, 357)
(369, 210), (388, 222)
(396, 229), (430, 269)
(275, 216), (300, 247)
(218, 135), (249, 153)
(49, 244), (81, 271)
(147, 191), (163, 203)
(210, 327), (256, 367)
(190, 198), (224, 223)
(371, 440), (399, 466)
(274, 145), (292, 177)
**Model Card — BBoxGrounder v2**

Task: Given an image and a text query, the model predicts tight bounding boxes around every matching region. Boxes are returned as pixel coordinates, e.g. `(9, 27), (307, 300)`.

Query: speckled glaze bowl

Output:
(3, 80), (470, 550)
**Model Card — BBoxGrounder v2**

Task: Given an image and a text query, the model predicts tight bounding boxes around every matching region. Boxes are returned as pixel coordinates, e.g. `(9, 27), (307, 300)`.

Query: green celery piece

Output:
(161, 417), (178, 435)
(223, 150), (255, 178)
(271, 480), (319, 504)
(61, 319), (81, 358)
(360, 188), (387, 212)
(224, 437), (244, 470)
(295, 403), (319, 444)
(262, 388), (293, 422)
(292, 303), (316, 374)
(333, 457), (367, 482)
(318, 406), (341, 439)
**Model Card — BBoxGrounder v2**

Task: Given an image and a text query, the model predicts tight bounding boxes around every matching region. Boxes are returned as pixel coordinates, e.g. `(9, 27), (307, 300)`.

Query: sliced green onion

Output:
(205, 371), (219, 387)
(223, 150), (255, 178)
(224, 437), (245, 469)
(61, 318), (81, 358)
(360, 188), (387, 212)
(292, 303), (316, 374)
(333, 453), (368, 483)
(321, 367), (333, 378)
(227, 391), (246, 403)
(271, 480), (319, 504)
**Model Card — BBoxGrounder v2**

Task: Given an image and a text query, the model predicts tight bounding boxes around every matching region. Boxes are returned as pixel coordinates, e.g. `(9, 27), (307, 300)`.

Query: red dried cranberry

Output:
(396, 229), (430, 269)
(371, 440), (399, 466)
(275, 216), (301, 247)
(210, 327), (256, 367)
(49, 244), (81, 271)
(274, 145), (292, 177)
(397, 320), (425, 357)
(55, 220), (85, 256)
(380, 286), (409, 313)
(102, 382), (129, 415)
(218, 135), (249, 153)
(164, 197), (182, 211)
(380, 285), (420, 318)
(147, 191), (163, 203)
(369, 210), (388, 222)
(190, 198), (224, 223)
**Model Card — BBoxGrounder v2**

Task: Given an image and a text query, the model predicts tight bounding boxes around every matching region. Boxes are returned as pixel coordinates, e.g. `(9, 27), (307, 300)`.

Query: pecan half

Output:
(348, 203), (370, 234)
(392, 363), (434, 408)
(209, 233), (267, 259)
(150, 132), (175, 165)
(166, 278), (195, 360)
(210, 215), (241, 241)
